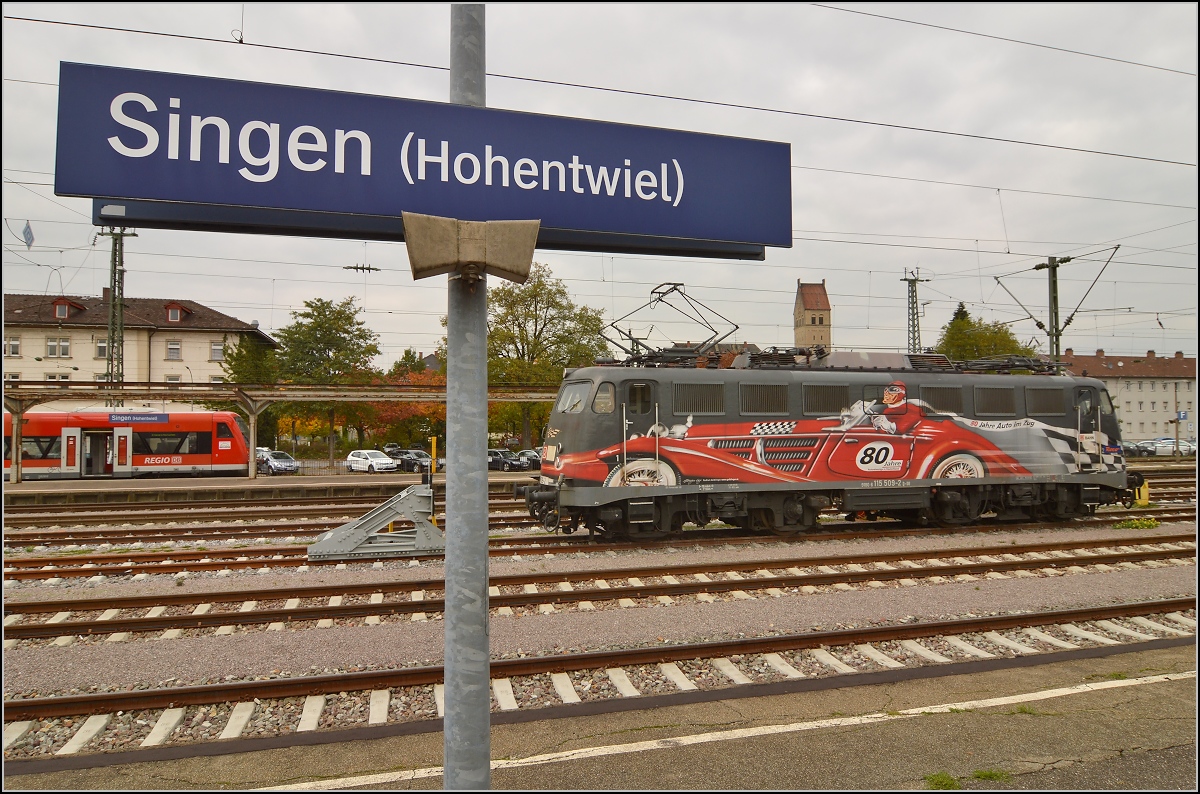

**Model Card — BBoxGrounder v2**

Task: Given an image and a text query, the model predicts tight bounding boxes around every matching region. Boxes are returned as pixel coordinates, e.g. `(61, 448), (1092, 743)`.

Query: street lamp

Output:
(184, 366), (195, 411)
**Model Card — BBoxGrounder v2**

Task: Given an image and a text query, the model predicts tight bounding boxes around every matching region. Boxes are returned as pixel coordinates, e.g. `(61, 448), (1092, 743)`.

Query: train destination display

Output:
(55, 62), (792, 258)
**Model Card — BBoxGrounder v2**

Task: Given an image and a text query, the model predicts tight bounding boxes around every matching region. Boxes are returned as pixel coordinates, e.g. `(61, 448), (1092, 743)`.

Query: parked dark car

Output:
(382, 442), (406, 457)
(387, 449), (422, 471)
(1121, 441), (1147, 458)
(487, 448), (529, 471)
(407, 449), (446, 472)
(516, 449), (542, 470)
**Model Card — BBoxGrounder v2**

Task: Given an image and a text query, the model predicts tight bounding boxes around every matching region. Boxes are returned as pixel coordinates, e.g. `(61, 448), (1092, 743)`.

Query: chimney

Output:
(1147, 350), (1156, 358)
(1176, 351), (1184, 359)
(1096, 349), (1104, 357)
(102, 287), (111, 304)
(1064, 348), (1073, 356)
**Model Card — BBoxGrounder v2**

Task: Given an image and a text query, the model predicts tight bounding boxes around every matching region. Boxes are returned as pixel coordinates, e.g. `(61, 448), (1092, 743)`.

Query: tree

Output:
(934, 304), (1037, 361)
(274, 297), (381, 462)
(485, 263), (609, 447)
(387, 348), (427, 378)
(205, 334), (280, 447)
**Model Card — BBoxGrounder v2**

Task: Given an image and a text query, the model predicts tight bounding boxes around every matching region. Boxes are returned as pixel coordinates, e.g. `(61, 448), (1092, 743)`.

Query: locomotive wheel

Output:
(603, 457), (679, 487)
(930, 453), (985, 479)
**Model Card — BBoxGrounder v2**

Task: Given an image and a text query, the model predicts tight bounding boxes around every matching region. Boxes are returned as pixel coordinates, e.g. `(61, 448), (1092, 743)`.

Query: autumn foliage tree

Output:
(934, 303), (1037, 361)
(485, 263), (609, 447)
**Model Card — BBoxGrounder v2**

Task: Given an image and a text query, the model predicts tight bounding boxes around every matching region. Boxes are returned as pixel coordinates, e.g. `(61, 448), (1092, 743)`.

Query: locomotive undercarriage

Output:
(523, 479), (1127, 540)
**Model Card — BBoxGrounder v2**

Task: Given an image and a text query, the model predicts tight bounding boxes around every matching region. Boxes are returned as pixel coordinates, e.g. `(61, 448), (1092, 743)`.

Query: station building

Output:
(2, 290), (275, 412)
(1060, 348), (1197, 442)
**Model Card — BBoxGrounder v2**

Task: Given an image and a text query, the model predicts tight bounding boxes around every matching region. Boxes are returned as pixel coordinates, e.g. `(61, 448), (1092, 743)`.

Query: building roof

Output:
(1060, 348), (1195, 379)
(4, 292), (276, 346)
(795, 280), (831, 312)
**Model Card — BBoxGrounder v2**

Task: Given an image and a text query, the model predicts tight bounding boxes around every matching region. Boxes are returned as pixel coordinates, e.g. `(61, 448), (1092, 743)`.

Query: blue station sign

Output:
(55, 63), (792, 260)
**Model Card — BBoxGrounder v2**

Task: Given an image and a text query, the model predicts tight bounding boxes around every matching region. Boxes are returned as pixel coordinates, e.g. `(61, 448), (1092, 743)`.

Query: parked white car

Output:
(347, 449), (399, 473)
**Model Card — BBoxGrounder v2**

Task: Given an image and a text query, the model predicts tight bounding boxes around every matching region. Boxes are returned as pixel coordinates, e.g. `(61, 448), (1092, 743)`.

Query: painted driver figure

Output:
(865, 381), (920, 435)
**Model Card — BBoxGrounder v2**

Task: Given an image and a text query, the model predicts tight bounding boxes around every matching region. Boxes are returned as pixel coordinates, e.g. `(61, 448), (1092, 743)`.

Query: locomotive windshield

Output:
(1099, 389), (1114, 415)
(555, 382), (591, 414)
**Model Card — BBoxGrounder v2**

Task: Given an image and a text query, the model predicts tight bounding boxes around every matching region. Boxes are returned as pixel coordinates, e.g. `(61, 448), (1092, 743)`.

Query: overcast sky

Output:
(3, 3), (1196, 368)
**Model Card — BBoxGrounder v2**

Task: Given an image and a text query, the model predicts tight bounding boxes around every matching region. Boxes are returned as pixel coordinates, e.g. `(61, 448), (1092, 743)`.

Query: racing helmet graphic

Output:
(881, 381), (907, 408)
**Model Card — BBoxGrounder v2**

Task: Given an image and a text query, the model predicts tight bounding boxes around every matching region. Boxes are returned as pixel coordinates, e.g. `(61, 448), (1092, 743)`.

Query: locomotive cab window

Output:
(1098, 389), (1114, 415)
(554, 382), (592, 414)
(627, 383), (653, 415)
(592, 382), (615, 414)
(216, 422), (235, 438)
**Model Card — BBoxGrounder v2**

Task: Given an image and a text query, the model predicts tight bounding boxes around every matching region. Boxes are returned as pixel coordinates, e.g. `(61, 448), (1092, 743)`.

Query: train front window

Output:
(592, 382), (615, 414)
(1099, 389), (1114, 415)
(555, 382), (591, 414)
(233, 416), (250, 443)
(216, 423), (234, 438)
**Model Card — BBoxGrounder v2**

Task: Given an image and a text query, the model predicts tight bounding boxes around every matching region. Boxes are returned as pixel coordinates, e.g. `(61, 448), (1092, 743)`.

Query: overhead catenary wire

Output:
(1, 14), (1194, 167)
(810, 3), (1197, 77)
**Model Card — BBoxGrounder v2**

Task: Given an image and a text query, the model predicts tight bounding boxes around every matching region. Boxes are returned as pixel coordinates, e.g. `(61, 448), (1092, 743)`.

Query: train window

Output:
(592, 383), (615, 414)
(554, 382), (592, 414)
(1026, 387), (1066, 416)
(974, 386), (1016, 416)
(740, 383), (787, 415)
(216, 423), (234, 438)
(803, 383), (850, 415)
(920, 385), (963, 415)
(1099, 390), (1114, 415)
(675, 383), (725, 415)
(627, 383), (653, 415)
(132, 432), (213, 455)
(7, 436), (62, 460)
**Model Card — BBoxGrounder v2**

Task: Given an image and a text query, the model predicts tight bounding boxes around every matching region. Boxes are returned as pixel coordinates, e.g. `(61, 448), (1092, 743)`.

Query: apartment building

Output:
(1060, 348), (1197, 442)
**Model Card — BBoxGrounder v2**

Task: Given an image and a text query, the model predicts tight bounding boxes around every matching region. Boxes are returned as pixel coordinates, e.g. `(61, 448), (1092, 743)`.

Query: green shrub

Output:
(1114, 517), (1160, 529)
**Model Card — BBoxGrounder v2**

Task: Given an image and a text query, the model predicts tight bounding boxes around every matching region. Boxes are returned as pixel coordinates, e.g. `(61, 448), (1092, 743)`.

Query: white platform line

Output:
(253, 671), (1197, 791)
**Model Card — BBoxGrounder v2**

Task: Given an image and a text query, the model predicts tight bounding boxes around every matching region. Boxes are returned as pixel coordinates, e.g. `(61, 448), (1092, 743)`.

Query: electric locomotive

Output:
(524, 347), (1138, 538)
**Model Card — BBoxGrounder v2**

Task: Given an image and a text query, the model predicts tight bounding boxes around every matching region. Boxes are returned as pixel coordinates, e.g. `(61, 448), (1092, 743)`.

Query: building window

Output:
(818, 316), (824, 325)
(166, 340), (182, 361)
(210, 376), (225, 384)
(165, 374), (181, 383)
(1138, 422), (1144, 432)
(1152, 422), (1158, 432)
(1151, 402), (1156, 411)
(3, 336), (19, 357)
(1163, 382), (1169, 392)
(210, 340), (225, 361)
(1125, 402), (1131, 412)
(1188, 401), (1193, 411)
(45, 373), (70, 381)
(167, 307), (181, 322)
(1150, 382), (1155, 391)
(96, 338), (108, 359)
(54, 303), (68, 319)
(45, 337), (70, 358)
(810, 316), (816, 325)
(94, 373), (110, 382)
(3, 372), (19, 382)
(1138, 402), (1143, 411)
(1138, 381), (1143, 391)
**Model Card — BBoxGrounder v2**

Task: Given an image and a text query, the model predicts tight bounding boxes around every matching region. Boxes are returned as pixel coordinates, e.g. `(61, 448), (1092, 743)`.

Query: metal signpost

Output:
(51, 7), (792, 785)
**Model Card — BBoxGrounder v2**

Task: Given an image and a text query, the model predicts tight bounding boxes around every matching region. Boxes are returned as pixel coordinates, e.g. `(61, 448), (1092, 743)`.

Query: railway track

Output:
(3, 506), (1194, 580)
(4, 467), (1192, 530)
(3, 533), (1194, 645)
(3, 599), (1194, 759)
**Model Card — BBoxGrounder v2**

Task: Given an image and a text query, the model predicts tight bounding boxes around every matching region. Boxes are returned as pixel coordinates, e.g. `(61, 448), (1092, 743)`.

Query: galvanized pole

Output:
(443, 4), (491, 789)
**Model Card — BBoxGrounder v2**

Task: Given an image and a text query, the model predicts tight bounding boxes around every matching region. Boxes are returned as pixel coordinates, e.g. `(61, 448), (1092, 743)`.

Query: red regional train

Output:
(3, 411), (251, 480)
(523, 348), (1139, 538)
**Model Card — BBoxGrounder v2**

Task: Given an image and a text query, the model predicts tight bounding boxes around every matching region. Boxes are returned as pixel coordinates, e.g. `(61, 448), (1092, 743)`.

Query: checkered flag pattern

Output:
(751, 421), (797, 436)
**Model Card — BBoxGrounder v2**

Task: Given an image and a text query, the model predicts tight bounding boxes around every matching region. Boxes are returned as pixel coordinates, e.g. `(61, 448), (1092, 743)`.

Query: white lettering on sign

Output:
(218, 440), (232, 450)
(107, 93), (371, 183)
(399, 133), (686, 207)
(855, 441), (903, 472)
(144, 455), (184, 465)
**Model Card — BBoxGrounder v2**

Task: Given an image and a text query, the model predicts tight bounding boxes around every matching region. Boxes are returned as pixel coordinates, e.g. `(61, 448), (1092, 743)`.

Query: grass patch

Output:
(947, 707), (972, 713)
(972, 769), (1011, 782)
(1107, 672), (1128, 680)
(1114, 517), (1160, 529)
(1012, 704), (1040, 715)
(924, 772), (961, 790)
